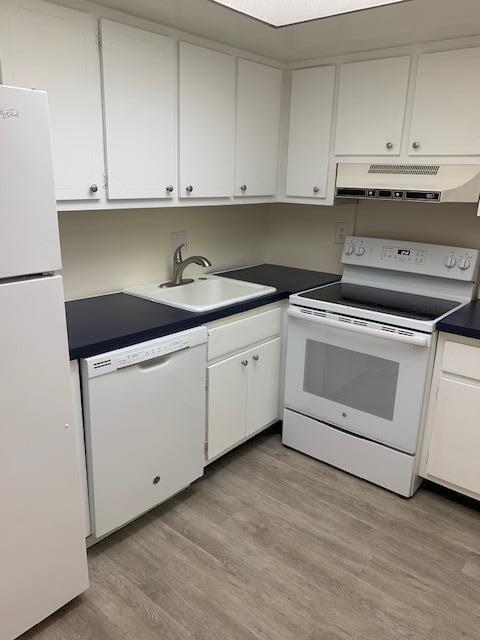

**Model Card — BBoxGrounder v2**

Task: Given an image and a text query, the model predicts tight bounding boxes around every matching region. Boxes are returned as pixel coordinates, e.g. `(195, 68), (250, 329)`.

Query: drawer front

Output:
(208, 307), (282, 360)
(443, 340), (480, 381)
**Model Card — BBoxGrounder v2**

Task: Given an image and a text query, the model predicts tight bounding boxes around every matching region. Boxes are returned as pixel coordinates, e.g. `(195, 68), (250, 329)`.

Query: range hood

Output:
(336, 163), (480, 203)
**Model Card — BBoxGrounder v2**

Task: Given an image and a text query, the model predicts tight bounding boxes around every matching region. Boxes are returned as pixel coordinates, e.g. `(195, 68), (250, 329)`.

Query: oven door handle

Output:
(287, 307), (431, 347)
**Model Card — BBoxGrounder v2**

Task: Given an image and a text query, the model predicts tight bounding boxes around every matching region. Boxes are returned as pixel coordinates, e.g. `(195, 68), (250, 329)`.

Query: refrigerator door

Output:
(0, 275), (88, 640)
(0, 85), (61, 278)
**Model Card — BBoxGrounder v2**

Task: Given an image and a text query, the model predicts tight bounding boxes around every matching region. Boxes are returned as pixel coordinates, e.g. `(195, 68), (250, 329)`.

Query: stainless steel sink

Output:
(124, 275), (276, 312)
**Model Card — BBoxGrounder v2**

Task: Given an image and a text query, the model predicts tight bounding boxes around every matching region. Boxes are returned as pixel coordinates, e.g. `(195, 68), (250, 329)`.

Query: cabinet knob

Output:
(252, 354), (260, 361)
(89, 184), (98, 193)
(186, 185), (193, 193)
(166, 185), (174, 193)
(241, 359), (248, 367)
(240, 184), (247, 192)
(313, 186), (320, 193)
(386, 141), (393, 150)
(153, 475), (160, 485)
(412, 141), (420, 150)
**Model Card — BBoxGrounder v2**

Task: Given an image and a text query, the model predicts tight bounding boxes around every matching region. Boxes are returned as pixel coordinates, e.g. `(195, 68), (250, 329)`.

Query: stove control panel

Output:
(382, 246), (427, 265)
(342, 236), (480, 281)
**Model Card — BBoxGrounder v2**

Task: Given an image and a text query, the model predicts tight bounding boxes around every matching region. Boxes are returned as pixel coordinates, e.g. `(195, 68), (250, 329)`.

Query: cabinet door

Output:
(207, 353), (248, 460)
(100, 20), (176, 199)
(409, 48), (480, 156)
(286, 65), (335, 198)
(245, 337), (281, 437)
(427, 377), (480, 495)
(335, 56), (410, 156)
(179, 42), (235, 198)
(234, 59), (282, 197)
(0, 0), (103, 200)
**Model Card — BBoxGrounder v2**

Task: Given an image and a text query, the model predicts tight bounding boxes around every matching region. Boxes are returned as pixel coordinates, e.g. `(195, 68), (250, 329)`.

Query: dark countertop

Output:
(66, 264), (340, 360)
(437, 300), (480, 340)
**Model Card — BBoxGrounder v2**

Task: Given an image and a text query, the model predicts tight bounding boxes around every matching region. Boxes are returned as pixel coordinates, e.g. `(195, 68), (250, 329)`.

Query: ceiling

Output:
(94, 0), (480, 61)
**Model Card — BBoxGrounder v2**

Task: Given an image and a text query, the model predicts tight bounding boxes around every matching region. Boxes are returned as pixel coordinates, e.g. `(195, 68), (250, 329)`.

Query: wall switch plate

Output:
(171, 230), (188, 253)
(335, 222), (350, 245)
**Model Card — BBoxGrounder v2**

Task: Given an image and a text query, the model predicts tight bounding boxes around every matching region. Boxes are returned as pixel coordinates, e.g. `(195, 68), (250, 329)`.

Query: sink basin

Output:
(124, 275), (276, 312)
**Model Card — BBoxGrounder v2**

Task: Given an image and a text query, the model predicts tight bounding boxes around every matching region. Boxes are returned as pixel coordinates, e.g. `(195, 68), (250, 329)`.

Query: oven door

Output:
(284, 307), (434, 454)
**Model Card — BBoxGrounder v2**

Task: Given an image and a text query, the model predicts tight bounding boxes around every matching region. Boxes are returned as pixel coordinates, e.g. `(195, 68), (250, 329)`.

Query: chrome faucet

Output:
(160, 243), (212, 288)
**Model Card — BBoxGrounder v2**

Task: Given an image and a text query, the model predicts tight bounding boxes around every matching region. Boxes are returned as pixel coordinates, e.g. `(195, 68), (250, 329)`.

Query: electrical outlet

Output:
(171, 230), (188, 253)
(335, 222), (350, 245)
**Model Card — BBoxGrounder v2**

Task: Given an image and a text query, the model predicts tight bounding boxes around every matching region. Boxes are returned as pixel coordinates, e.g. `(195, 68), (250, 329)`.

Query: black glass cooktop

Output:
(298, 283), (460, 321)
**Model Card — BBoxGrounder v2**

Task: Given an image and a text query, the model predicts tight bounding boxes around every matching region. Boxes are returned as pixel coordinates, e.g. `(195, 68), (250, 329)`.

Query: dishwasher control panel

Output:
(82, 326), (207, 378)
(117, 337), (189, 369)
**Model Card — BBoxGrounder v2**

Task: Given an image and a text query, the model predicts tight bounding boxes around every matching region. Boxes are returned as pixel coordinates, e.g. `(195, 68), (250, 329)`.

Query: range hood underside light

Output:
(335, 163), (480, 204)
(211, 0), (411, 28)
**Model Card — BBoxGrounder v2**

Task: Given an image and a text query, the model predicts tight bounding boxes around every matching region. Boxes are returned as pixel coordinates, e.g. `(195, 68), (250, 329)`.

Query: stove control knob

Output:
(355, 246), (365, 256)
(459, 258), (471, 271)
(344, 244), (355, 256)
(444, 256), (456, 269)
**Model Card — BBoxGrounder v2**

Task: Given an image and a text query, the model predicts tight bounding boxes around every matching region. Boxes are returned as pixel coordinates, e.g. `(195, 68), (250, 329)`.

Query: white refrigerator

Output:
(0, 85), (88, 639)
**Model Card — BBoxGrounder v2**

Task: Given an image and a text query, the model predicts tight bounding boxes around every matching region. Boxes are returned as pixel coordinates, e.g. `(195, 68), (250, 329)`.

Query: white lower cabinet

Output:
(422, 333), (480, 499)
(207, 306), (283, 461)
(208, 351), (249, 459)
(245, 338), (281, 437)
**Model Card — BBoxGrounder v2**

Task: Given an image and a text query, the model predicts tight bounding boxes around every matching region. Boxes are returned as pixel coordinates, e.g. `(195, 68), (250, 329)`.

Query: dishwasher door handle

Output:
(137, 348), (189, 371)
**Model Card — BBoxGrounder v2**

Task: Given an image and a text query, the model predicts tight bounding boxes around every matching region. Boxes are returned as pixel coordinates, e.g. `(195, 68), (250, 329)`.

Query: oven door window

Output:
(303, 339), (399, 421)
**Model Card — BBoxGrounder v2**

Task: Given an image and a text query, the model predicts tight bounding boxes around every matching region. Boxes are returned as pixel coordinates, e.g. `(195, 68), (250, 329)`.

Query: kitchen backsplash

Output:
(59, 200), (480, 300)
(59, 204), (268, 300)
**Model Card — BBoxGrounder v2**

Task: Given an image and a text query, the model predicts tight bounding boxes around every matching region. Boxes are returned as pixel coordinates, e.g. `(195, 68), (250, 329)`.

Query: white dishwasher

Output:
(81, 326), (207, 538)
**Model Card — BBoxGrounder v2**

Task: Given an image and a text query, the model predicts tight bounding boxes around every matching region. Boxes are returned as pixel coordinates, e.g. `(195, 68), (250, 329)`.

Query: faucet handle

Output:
(173, 242), (187, 263)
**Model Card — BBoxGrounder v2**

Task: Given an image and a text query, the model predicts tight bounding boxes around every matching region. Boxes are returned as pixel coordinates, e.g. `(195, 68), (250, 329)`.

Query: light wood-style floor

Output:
(23, 431), (480, 640)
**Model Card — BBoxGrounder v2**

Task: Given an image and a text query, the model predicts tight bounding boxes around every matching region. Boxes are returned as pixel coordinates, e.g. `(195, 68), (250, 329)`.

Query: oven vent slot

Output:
(337, 317), (352, 324)
(381, 326), (396, 333)
(368, 164), (440, 176)
(353, 320), (368, 327)
(313, 311), (327, 318)
(398, 329), (414, 336)
(93, 359), (113, 370)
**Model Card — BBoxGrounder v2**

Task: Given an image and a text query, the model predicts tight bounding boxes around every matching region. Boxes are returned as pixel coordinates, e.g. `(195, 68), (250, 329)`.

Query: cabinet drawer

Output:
(442, 340), (480, 381)
(208, 307), (282, 360)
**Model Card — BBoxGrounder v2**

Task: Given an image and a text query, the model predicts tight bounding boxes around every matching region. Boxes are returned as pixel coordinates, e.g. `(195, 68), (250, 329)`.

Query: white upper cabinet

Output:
(0, 0), (103, 201)
(409, 47), (480, 157)
(234, 59), (282, 197)
(179, 42), (235, 198)
(100, 20), (176, 199)
(335, 56), (411, 156)
(286, 65), (336, 198)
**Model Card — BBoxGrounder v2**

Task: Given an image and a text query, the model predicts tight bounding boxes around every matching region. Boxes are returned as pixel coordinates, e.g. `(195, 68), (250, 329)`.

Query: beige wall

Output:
(59, 200), (480, 301)
(266, 202), (357, 274)
(59, 204), (268, 300)
(355, 200), (480, 248)
(266, 200), (480, 274)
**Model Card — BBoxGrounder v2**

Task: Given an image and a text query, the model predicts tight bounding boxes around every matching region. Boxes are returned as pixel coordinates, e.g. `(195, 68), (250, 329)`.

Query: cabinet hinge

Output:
(103, 172), (108, 190)
(204, 441), (208, 452)
(97, 31), (102, 52)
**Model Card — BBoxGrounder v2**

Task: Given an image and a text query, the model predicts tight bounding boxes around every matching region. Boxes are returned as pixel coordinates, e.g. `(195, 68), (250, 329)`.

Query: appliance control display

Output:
(382, 246), (427, 264)
(117, 337), (188, 368)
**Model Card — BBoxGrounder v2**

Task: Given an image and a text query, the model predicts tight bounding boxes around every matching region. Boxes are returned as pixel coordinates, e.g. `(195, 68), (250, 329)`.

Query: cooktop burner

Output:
(297, 283), (460, 322)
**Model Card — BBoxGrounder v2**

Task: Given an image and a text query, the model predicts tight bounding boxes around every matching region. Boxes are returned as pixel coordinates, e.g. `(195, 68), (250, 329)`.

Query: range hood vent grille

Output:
(368, 164), (440, 176)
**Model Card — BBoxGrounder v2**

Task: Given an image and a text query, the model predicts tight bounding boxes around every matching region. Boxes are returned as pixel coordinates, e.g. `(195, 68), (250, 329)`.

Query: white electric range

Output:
(283, 236), (479, 497)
